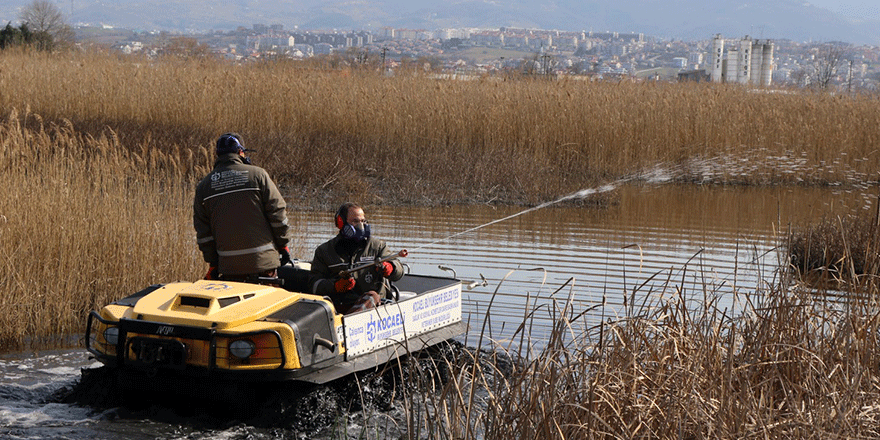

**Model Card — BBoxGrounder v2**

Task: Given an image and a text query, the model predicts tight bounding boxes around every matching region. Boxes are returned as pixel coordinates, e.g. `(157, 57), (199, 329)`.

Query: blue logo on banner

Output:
(366, 312), (405, 342)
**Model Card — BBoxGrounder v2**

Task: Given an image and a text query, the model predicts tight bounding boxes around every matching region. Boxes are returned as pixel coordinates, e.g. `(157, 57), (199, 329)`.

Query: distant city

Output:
(82, 23), (880, 91)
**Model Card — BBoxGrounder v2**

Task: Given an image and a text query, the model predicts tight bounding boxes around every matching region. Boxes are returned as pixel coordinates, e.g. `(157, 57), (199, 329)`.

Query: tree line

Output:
(0, 22), (53, 50)
(2, 0), (73, 51)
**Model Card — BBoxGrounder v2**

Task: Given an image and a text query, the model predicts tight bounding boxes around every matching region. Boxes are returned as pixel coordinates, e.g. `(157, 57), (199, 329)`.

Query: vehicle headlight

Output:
(103, 327), (119, 345)
(229, 339), (256, 359)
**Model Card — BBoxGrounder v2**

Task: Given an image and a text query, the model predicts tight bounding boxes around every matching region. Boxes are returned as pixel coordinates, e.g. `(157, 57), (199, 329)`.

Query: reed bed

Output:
(788, 207), (880, 287)
(0, 106), (316, 351)
(372, 263), (880, 439)
(0, 49), (878, 205)
(0, 109), (209, 350)
(4, 47), (880, 436)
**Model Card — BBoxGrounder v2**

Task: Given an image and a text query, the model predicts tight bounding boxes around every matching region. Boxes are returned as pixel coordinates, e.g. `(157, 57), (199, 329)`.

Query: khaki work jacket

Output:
(193, 153), (290, 275)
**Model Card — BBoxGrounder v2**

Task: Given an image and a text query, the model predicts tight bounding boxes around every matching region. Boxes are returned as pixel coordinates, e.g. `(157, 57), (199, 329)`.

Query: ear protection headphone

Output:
(335, 205), (347, 230)
(227, 135), (243, 151)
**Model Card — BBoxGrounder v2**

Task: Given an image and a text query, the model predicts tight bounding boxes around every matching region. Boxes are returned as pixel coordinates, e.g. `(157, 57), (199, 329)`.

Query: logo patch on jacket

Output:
(210, 170), (250, 191)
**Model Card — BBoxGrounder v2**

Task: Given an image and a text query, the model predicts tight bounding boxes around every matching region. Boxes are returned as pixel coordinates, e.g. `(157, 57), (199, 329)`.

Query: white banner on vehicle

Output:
(343, 284), (462, 358)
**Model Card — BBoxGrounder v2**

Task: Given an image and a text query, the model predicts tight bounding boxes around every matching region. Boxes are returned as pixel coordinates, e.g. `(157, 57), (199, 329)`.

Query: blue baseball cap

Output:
(216, 133), (254, 155)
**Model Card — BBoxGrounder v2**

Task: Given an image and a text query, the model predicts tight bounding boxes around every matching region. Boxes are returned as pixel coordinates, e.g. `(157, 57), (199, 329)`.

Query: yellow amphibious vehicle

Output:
(85, 259), (465, 385)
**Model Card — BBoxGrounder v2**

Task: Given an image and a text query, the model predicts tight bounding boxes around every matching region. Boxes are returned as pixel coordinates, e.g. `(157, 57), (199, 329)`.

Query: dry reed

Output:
(0, 106), (314, 351)
(0, 49), (878, 206)
(788, 208), (880, 288)
(4, 47), (880, 437)
(384, 261), (880, 439)
(0, 109), (209, 350)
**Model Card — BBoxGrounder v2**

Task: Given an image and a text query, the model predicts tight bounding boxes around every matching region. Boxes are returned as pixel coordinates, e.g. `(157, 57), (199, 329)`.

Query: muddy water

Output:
(2, 183), (873, 439)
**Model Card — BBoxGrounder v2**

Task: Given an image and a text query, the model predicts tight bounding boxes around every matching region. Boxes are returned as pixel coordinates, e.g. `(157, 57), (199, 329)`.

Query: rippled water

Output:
(0, 347), (448, 439)
(2, 183), (873, 438)
(296, 183), (872, 350)
(0, 350), (150, 440)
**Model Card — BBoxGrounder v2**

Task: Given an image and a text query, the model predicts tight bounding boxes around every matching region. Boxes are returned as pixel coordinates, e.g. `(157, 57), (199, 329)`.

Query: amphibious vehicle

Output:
(85, 258), (465, 386)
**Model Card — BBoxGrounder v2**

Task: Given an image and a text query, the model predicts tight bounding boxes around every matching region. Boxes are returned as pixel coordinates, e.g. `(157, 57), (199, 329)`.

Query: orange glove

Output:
(335, 278), (356, 293)
(377, 261), (394, 277)
(279, 246), (291, 267)
(204, 266), (218, 280)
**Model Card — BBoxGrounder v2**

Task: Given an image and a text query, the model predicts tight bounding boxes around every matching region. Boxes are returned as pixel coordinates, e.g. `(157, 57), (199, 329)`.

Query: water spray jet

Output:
(411, 168), (677, 252)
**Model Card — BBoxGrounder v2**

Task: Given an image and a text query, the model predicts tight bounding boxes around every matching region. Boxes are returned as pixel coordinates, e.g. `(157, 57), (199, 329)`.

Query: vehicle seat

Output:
(277, 260), (313, 293)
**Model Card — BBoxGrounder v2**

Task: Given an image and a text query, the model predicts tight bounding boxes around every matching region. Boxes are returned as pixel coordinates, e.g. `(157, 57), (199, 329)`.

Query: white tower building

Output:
(711, 35), (774, 86)
(750, 39), (764, 85)
(737, 36), (752, 84)
(711, 34), (724, 82)
(725, 47), (739, 82)
(758, 40), (774, 86)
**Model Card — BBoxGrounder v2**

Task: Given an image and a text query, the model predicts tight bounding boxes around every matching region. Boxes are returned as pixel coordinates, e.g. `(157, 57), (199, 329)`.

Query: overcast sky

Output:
(807, 0), (880, 21)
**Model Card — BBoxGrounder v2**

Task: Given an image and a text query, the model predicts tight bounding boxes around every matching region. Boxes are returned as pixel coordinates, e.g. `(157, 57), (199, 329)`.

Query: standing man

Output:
(310, 203), (403, 314)
(193, 133), (291, 281)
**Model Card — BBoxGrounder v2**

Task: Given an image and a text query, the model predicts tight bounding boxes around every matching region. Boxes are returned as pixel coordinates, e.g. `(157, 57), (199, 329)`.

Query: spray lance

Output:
(338, 249), (409, 279)
(339, 249), (487, 290)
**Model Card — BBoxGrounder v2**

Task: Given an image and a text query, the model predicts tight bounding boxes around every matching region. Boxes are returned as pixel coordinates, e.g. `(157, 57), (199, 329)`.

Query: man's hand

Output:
(204, 266), (218, 280)
(377, 261), (394, 277)
(279, 246), (291, 267)
(335, 278), (356, 293)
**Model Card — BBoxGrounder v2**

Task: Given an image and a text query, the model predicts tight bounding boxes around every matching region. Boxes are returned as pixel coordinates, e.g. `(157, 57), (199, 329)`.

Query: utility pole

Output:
(381, 46), (387, 73)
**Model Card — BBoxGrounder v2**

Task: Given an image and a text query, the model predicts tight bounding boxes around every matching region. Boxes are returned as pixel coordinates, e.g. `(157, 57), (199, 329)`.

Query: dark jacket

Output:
(193, 153), (290, 275)
(310, 234), (404, 312)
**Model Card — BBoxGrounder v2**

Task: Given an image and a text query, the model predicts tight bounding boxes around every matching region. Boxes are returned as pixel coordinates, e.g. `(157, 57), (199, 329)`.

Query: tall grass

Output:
(4, 47), (880, 434)
(1, 49), (878, 205)
(0, 109), (209, 350)
(788, 205), (880, 288)
(381, 261), (880, 439)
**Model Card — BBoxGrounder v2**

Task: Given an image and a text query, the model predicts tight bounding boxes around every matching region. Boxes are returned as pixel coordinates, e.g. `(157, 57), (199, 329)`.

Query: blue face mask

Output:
(341, 223), (371, 241)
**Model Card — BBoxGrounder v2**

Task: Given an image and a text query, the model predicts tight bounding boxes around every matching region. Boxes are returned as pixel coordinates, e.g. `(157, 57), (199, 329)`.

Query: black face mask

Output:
(341, 223), (371, 241)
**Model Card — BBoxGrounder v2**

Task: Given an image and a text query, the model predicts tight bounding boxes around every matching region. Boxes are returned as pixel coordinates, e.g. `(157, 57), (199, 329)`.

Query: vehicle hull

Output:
(85, 268), (465, 385)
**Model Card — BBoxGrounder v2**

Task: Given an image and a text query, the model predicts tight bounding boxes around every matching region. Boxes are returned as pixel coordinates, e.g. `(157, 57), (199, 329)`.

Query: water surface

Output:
(4, 183), (874, 439)
(293, 183), (872, 348)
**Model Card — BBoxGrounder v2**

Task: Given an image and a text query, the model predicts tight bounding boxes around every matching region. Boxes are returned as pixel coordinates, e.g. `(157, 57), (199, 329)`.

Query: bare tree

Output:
(159, 36), (211, 58)
(789, 68), (809, 87)
(810, 42), (850, 89)
(520, 53), (541, 76)
(19, 0), (73, 48)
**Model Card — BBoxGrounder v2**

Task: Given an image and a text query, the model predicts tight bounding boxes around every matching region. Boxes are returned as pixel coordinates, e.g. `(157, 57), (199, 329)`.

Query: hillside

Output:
(0, 0), (877, 45)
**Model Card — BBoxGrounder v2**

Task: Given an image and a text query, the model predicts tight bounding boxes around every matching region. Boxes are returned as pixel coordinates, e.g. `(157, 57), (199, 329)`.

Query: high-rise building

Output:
(711, 34), (725, 81)
(710, 35), (774, 86)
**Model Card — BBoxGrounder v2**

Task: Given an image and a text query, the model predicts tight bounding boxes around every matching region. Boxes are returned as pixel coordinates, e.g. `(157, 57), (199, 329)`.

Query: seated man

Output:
(309, 203), (403, 314)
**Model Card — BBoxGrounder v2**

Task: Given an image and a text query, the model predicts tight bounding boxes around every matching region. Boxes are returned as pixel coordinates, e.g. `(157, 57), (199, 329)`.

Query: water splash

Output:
(408, 146), (876, 253)
(411, 164), (679, 252)
(637, 164), (679, 185)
